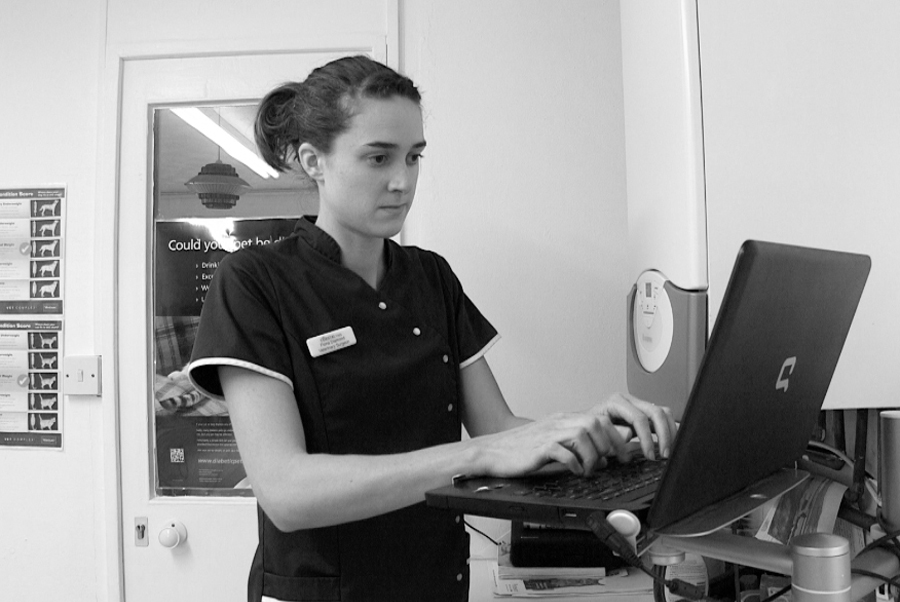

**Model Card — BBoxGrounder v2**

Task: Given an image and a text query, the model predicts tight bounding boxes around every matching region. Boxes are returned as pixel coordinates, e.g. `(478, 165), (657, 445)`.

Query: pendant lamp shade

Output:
(185, 160), (250, 210)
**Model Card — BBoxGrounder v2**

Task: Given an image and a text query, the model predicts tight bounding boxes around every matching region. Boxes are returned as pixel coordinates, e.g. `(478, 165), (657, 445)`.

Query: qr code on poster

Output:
(169, 448), (185, 463)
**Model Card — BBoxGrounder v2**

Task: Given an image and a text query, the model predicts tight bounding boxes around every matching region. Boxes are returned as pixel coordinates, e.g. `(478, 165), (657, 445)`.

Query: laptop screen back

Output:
(646, 240), (870, 531)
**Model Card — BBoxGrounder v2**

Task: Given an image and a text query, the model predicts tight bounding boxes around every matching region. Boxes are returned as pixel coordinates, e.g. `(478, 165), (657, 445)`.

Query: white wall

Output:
(698, 1), (900, 410)
(0, 1), (107, 601)
(403, 2), (630, 420)
(2, 1), (629, 599)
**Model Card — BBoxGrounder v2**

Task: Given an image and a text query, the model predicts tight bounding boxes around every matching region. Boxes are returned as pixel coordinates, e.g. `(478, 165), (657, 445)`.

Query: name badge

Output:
(306, 326), (357, 358)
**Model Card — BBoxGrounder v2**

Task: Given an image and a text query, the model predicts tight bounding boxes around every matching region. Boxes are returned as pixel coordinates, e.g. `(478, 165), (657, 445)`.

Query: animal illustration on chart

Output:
(31, 374), (57, 390)
(35, 333), (58, 349)
(37, 281), (58, 298)
(38, 354), (56, 369)
(38, 394), (57, 410)
(36, 239), (59, 257)
(36, 414), (57, 430)
(37, 221), (58, 237)
(38, 260), (58, 278)
(36, 199), (59, 217)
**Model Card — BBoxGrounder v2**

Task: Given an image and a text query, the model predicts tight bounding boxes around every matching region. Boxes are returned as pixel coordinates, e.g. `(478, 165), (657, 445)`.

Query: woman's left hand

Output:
(587, 393), (677, 462)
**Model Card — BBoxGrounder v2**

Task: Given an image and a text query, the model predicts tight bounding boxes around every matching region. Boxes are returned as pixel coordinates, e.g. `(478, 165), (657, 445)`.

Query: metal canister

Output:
(790, 532), (850, 602)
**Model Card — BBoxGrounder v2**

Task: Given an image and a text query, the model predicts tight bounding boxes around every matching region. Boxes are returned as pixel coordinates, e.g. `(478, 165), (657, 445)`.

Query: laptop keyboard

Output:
(524, 457), (666, 502)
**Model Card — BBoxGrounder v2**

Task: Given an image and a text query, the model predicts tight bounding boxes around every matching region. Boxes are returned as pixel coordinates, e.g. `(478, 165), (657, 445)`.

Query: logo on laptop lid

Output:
(776, 356), (797, 392)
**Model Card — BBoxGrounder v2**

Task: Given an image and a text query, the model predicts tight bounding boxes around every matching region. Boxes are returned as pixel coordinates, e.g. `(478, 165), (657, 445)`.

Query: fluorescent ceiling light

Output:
(172, 107), (279, 179)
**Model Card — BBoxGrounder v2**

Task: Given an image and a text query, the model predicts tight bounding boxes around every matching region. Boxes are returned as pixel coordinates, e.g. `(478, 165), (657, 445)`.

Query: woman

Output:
(188, 55), (675, 602)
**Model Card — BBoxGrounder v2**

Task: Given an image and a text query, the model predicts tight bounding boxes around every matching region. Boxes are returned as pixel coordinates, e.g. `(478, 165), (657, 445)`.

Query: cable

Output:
(464, 520), (501, 547)
(586, 511), (706, 600)
(851, 568), (900, 590)
(858, 517), (900, 558)
(732, 564), (741, 602)
(758, 584), (790, 602)
(872, 512), (900, 566)
(807, 440), (880, 503)
(845, 408), (870, 510)
(836, 511), (900, 595)
(651, 564), (668, 602)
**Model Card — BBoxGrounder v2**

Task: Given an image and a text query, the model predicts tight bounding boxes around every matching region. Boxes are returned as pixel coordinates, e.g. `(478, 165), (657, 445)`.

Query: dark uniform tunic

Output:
(188, 218), (498, 602)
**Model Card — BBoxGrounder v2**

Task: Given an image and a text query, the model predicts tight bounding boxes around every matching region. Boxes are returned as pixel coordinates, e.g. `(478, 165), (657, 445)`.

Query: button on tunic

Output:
(189, 218), (498, 602)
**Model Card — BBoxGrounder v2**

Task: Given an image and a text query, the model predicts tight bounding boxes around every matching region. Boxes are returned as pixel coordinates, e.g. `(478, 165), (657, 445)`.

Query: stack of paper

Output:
(490, 542), (654, 599)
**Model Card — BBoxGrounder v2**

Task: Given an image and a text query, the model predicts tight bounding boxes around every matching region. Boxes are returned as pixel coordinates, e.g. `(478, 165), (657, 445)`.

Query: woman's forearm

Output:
(258, 438), (484, 531)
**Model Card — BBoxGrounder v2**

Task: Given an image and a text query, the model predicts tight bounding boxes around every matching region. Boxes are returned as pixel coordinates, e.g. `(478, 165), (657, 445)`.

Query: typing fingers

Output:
(590, 393), (676, 460)
(541, 415), (620, 475)
(591, 417), (631, 464)
(653, 405), (677, 458)
(566, 415), (632, 473)
(629, 398), (676, 459)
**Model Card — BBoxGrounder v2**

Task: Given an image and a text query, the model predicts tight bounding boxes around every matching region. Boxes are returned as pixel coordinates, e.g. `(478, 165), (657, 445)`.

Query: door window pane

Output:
(150, 105), (315, 497)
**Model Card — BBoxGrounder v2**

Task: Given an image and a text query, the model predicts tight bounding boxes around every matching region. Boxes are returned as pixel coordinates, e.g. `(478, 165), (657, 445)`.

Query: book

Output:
(497, 541), (610, 580)
(490, 564), (653, 599)
(491, 541), (654, 599)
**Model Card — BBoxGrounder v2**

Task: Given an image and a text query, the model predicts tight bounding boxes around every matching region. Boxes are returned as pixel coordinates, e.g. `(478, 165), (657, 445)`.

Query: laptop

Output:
(426, 240), (871, 537)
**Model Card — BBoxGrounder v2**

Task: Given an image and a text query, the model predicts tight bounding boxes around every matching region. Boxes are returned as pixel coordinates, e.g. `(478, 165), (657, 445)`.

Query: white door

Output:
(116, 47), (382, 601)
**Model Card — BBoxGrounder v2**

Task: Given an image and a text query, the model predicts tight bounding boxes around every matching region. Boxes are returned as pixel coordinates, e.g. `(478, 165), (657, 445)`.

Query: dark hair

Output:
(255, 55), (422, 173)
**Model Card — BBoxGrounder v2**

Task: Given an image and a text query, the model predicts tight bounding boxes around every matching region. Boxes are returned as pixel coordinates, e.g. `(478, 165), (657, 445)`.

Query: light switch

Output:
(64, 355), (102, 396)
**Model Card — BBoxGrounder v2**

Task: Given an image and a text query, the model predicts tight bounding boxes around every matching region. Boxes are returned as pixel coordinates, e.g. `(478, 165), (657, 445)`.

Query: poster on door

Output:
(153, 218), (297, 495)
(0, 187), (65, 449)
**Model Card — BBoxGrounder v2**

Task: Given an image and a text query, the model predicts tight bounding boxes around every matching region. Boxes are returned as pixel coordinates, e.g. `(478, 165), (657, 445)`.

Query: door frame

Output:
(97, 32), (396, 600)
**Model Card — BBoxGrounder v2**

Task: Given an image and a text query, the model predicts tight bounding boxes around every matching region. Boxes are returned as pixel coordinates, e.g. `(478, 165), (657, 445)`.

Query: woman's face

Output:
(313, 96), (425, 245)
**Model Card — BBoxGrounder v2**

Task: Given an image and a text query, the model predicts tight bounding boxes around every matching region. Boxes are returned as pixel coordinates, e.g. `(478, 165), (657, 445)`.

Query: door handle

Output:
(158, 520), (188, 548)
